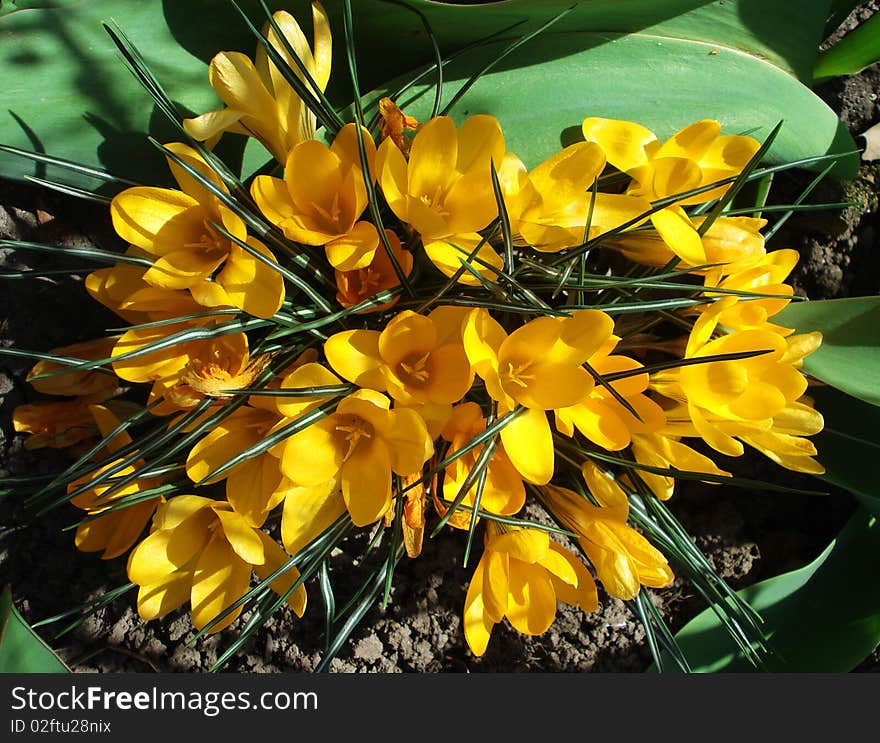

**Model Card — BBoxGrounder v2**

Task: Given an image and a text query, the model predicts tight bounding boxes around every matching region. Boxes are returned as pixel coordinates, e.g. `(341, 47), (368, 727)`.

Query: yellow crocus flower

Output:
(324, 305), (473, 407)
(376, 114), (507, 284)
(556, 343), (666, 451)
(652, 303), (824, 471)
(13, 399), (102, 451)
(541, 484), (674, 601)
(583, 117), (760, 266)
(111, 144), (284, 319)
(186, 403), (293, 526)
(582, 117), (760, 205)
(273, 388), (433, 527)
(251, 123), (378, 270)
(334, 229), (413, 312)
(86, 262), (211, 324)
(498, 144), (651, 253)
(183, 3), (332, 163)
(610, 215), (767, 271)
(629, 431), (730, 500)
(462, 307), (614, 484)
(68, 404), (164, 560)
(127, 495), (306, 632)
(464, 524), (598, 657)
(702, 249), (799, 335)
(24, 337), (119, 403)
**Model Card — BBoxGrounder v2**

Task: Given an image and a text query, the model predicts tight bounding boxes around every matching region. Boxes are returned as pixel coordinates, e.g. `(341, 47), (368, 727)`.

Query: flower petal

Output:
(191, 534), (253, 632)
(216, 508), (265, 565)
(215, 237), (285, 318)
(325, 220), (379, 271)
(341, 436), (391, 526)
(582, 117), (656, 174)
(324, 329), (386, 389)
(281, 478), (346, 556)
(500, 408), (554, 485)
(505, 562), (557, 636)
(254, 531), (307, 617)
(110, 187), (199, 255)
(463, 561), (495, 656)
(276, 416), (343, 486)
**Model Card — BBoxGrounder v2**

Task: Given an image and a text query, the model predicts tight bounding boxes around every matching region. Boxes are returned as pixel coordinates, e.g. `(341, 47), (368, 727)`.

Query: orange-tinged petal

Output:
(27, 338), (118, 401)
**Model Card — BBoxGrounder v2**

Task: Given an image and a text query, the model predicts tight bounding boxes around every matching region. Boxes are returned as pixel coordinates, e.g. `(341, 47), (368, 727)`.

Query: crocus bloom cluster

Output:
(12, 7), (829, 664)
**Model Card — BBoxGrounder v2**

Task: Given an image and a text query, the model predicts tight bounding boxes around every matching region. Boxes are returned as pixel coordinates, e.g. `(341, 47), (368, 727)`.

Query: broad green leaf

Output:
(0, 585), (70, 673)
(0, 0), (856, 187)
(341, 0), (832, 85)
(653, 507), (880, 672)
(776, 296), (880, 407)
(810, 385), (880, 514)
(815, 12), (880, 81)
(368, 32), (856, 175)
